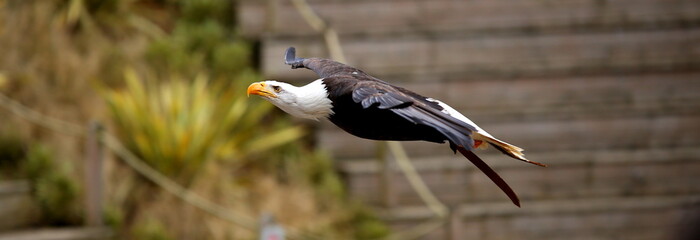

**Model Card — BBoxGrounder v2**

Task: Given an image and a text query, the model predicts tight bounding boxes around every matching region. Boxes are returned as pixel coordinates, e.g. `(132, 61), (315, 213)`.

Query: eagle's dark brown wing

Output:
(351, 81), (477, 149)
(349, 80), (521, 206)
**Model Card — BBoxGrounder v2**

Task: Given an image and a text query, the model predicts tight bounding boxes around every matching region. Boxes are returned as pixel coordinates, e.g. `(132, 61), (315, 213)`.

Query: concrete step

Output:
(336, 147), (700, 206)
(261, 28), (700, 81)
(396, 72), (700, 115)
(0, 227), (112, 240)
(297, 72), (700, 125)
(377, 195), (700, 240)
(240, 0), (700, 37)
(0, 180), (37, 231)
(310, 73), (700, 158)
(0, 183), (111, 240)
(317, 109), (700, 158)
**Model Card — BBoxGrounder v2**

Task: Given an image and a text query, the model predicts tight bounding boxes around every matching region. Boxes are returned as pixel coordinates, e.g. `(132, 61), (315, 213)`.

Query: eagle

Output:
(247, 47), (546, 207)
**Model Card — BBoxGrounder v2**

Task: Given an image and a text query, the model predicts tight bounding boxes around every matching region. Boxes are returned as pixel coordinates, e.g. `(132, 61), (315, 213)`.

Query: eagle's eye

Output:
(272, 85), (282, 93)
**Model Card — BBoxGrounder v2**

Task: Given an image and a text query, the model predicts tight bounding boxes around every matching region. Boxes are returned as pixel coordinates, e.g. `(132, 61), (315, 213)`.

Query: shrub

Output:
(23, 145), (82, 226)
(104, 69), (305, 184)
(0, 134), (26, 179)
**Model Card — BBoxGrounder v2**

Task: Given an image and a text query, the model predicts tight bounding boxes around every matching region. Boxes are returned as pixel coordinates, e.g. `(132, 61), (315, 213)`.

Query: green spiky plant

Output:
(104, 69), (304, 184)
(0, 0), (389, 238)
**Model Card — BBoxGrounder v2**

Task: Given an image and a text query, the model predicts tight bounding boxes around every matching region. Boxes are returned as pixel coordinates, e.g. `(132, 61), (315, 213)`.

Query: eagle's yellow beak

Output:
(247, 82), (276, 98)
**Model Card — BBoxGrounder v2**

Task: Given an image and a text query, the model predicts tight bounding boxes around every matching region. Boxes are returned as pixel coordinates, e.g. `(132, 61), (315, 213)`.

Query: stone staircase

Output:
(0, 227), (112, 240)
(0, 180), (111, 240)
(0, 181), (37, 231)
(239, 0), (700, 239)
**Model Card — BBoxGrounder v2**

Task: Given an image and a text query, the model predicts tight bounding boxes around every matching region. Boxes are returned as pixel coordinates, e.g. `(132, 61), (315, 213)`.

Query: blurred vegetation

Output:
(24, 145), (82, 226)
(0, 134), (26, 179)
(131, 216), (174, 240)
(104, 70), (303, 184)
(0, 134), (82, 226)
(0, 0), (388, 239)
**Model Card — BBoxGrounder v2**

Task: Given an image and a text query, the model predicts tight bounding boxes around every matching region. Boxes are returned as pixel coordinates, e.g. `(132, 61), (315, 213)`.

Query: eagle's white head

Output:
(247, 79), (334, 120)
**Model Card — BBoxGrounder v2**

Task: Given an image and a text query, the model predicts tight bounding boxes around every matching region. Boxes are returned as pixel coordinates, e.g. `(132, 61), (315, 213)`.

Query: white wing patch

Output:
(423, 99), (535, 162)
(425, 98), (494, 138)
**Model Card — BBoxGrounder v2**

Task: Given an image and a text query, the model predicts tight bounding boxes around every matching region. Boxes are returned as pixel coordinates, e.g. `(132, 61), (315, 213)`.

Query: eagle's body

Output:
(324, 77), (447, 143)
(248, 48), (545, 207)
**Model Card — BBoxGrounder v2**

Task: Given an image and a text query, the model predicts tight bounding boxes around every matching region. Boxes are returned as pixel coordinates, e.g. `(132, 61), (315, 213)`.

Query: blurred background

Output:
(0, 0), (699, 240)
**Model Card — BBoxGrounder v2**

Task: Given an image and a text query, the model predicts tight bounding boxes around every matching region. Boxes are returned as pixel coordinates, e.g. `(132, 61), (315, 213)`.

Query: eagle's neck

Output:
(275, 79), (334, 120)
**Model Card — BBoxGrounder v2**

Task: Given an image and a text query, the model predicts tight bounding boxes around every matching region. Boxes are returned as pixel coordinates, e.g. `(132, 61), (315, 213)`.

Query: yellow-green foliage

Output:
(1, 0), (390, 238)
(131, 216), (174, 240)
(105, 70), (304, 183)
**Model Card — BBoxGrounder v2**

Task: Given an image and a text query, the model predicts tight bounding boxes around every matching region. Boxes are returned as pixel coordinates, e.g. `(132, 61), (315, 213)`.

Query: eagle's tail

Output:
(475, 133), (548, 167)
(456, 146), (520, 207)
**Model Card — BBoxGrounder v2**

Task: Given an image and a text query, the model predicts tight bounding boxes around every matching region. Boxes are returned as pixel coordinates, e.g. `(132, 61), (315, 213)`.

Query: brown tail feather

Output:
(479, 134), (547, 167)
(456, 147), (520, 207)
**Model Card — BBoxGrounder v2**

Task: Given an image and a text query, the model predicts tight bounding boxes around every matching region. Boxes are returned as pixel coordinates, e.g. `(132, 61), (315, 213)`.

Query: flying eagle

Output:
(248, 47), (546, 207)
